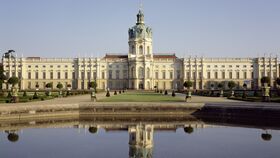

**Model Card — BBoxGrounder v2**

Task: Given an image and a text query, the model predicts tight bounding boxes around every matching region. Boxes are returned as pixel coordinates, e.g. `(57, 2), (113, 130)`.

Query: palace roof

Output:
(104, 54), (128, 59)
(153, 54), (177, 59)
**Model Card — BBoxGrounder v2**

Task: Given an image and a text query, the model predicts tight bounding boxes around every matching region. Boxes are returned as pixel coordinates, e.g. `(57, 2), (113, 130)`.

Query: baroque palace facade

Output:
(2, 10), (280, 91)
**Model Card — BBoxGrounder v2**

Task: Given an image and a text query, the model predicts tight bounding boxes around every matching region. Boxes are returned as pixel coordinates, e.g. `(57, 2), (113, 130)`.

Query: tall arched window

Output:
(138, 67), (144, 78)
(147, 68), (150, 78)
(147, 46), (150, 54)
(139, 45), (143, 54)
(131, 45), (135, 54)
(131, 67), (135, 78)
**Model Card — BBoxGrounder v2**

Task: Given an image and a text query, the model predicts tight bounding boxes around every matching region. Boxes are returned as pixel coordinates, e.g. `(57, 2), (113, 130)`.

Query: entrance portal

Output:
(138, 83), (144, 90)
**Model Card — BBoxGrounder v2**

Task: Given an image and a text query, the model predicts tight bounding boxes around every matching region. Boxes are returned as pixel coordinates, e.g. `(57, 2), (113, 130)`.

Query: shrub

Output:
(183, 81), (193, 89)
(164, 90), (168, 95)
(119, 90), (121, 94)
(114, 91), (117, 95)
(261, 76), (270, 85)
(23, 91), (27, 97)
(228, 81), (236, 90)
(41, 97), (45, 101)
(66, 91), (70, 96)
(56, 83), (63, 89)
(33, 92), (39, 99)
(160, 90), (163, 94)
(7, 76), (19, 87)
(172, 90), (176, 97)
(106, 91), (110, 97)
(7, 92), (12, 98)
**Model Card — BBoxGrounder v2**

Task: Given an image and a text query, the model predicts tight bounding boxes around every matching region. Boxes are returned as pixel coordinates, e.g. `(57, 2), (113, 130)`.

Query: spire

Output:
(136, 2), (144, 24)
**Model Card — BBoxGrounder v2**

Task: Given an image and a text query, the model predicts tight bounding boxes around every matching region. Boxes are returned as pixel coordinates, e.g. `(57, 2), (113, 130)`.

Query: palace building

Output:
(2, 9), (280, 91)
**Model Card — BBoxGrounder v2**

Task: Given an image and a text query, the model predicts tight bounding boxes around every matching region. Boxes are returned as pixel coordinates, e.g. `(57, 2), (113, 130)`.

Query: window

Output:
(207, 65), (211, 68)
(186, 72), (190, 79)
(243, 65), (247, 68)
(229, 72), (233, 79)
(102, 71), (105, 79)
(81, 72), (85, 79)
(50, 65), (53, 68)
(123, 70), (127, 79)
(116, 70), (120, 79)
(138, 67), (144, 78)
(244, 72), (247, 79)
(162, 71), (166, 79)
(65, 65), (68, 68)
(28, 72), (31, 79)
(147, 68), (150, 79)
(199, 72), (202, 79)
(155, 72), (159, 79)
(43, 72), (46, 79)
(251, 72), (254, 79)
(236, 72), (240, 79)
(229, 65), (233, 68)
(28, 82), (31, 89)
(139, 45), (143, 54)
(169, 71), (173, 79)
(18, 72), (21, 79)
(72, 72), (75, 79)
(35, 72), (39, 79)
(193, 72), (196, 79)
(214, 65), (218, 68)
(28, 65), (31, 68)
(147, 46), (150, 54)
(12, 71), (16, 77)
(109, 70), (112, 79)
(236, 65), (240, 68)
(222, 72), (225, 79)
(87, 72), (91, 80)
(215, 72), (218, 79)
(57, 72), (61, 79)
(50, 72), (53, 79)
(221, 65), (225, 68)
(43, 65), (46, 68)
(65, 72), (68, 79)
(207, 72), (211, 79)
(35, 65), (38, 68)
(93, 72), (97, 79)
(57, 65), (61, 68)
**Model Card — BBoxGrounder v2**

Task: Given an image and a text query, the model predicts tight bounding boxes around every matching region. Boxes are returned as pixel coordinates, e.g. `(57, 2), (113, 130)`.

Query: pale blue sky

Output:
(0, 0), (280, 58)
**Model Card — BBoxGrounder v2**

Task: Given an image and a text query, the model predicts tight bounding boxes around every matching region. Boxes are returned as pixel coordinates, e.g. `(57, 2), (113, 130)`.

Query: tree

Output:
(184, 126), (194, 134)
(7, 76), (19, 87)
(228, 81), (236, 90)
(56, 82), (63, 89)
(88, 81), (97, 90)
(7, 133), (19, 142)
(217, 83), (224, 90)
(183, 81), (193, 89)
(261, 76), (270, 86)
(261, 133), (272, 141)
(88, 127), (98, 134)
(276, 78), (280, 87)
(45, 82), (53, 89)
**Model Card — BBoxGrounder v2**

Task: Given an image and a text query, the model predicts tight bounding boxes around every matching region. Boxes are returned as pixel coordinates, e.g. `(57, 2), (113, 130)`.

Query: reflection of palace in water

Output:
(0, 115), (277, 157)
(129, 124), (153, 158)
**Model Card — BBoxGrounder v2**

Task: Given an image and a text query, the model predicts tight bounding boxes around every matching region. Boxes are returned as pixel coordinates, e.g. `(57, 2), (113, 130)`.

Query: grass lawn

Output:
(99, 91), (184, 102)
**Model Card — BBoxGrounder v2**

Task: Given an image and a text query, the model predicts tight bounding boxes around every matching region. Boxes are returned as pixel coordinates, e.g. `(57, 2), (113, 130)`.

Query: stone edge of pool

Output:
(0, 102), (279, 120)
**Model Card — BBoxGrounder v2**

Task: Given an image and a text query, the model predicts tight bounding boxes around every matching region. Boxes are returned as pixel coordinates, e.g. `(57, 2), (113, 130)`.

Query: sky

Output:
(0, 0), (280, 58)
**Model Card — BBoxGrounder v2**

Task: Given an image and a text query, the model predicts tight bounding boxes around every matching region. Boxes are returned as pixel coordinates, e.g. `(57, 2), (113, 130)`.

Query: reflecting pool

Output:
(0, 116), (279, 158)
